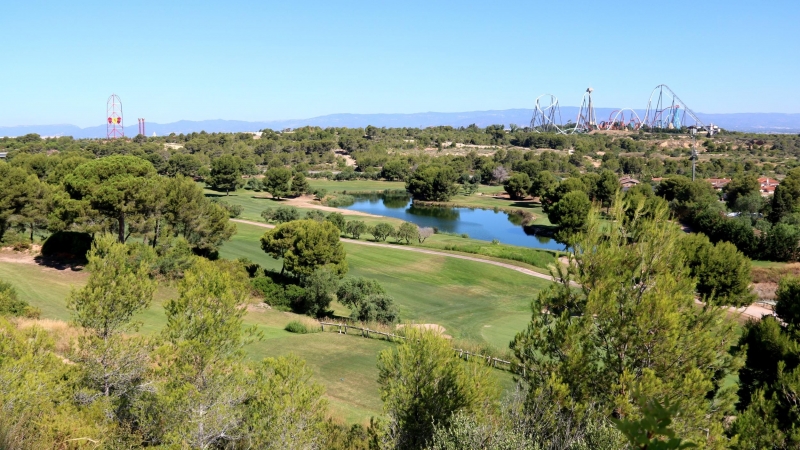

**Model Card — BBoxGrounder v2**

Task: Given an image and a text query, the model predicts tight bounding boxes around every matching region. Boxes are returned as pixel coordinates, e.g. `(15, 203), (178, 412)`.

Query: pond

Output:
(339, 194), (567, 251)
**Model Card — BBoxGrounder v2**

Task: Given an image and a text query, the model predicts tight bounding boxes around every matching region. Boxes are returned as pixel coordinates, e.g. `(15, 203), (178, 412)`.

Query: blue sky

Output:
(1, 0), (798, 127)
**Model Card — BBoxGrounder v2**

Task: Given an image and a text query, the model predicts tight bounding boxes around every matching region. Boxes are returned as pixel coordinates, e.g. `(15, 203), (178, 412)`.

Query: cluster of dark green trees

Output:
(0, 155), (235, 259)
(250, 216), (402, 323)
(653, 170), (800, 263)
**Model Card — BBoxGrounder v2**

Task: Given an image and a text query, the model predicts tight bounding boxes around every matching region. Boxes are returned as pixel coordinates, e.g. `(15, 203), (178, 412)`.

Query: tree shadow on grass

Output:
(34, 255), (85, 272)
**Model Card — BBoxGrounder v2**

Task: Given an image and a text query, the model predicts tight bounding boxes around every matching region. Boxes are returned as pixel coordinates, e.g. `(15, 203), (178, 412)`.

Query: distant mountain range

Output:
(2, 109), (799, 138)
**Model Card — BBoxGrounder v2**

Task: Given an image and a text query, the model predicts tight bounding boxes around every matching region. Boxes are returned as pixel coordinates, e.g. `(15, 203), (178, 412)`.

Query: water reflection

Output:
(407, 205), (460, 221)
(341, 194), (567, 251)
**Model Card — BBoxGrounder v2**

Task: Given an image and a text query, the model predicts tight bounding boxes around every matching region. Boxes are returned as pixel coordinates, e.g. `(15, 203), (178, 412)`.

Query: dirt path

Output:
(232, 218), (774, 321)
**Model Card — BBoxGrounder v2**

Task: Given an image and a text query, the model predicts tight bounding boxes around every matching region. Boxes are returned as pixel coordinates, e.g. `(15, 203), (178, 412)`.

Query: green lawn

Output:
(308, 179), (406, 193)
(0, 260), (84, 320)
(222, 221), (549, 349)
(0, 219), (547, 424)
(751, 260), (790, 269)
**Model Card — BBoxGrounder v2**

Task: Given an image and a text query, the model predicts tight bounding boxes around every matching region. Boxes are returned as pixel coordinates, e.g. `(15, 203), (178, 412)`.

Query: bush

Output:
(154, 238), (196, 280)
(305, 209), (327, 222)
(285, 320), (309, 333)
(2, 230), (31, 250)
(251, 274), (306, 311)
(0, 280), (40, 318)
(337, 277), (399, 324)
(41, 231), (93, 260)
(261, 205), (300, 223)
(371, 223), (394, 242)
(285, 318), (321, 334)
(461, 233), (470, 239)
(312, 188), (327, 200)
(323, 194), (355, 207)
(211, 199), (243, 218)
(326, 212), (346, 232)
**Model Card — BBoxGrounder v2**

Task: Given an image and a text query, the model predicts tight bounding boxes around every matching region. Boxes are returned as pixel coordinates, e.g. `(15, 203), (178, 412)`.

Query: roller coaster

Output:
(529, 84), (716, 135)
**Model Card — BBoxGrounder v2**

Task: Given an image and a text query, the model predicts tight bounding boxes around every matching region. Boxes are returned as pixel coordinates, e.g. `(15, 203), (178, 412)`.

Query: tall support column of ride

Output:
(574, 87), (597, 133)
(691, 127), (697, 181)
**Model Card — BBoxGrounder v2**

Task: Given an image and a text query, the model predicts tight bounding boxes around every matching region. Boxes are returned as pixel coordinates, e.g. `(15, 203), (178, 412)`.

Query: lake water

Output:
(340, 194), (567, 251)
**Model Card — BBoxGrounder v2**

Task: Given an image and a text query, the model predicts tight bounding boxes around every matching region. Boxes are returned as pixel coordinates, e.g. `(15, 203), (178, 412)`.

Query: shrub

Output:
(285, 317), (321, 334)
(461, 233), (470, 239)
(285, 320), (309, 333)
(323, 194), (355, 207)
(211, 199), (243, 218)
(312, 188), (327, 200)
(2, 230), (32, 250)
(305, 209), (326, 222)
(0, 280), (40, 318)
(371, 223), (394, 242)
(251, 275), (306, 310)
(261, 205), (300, 223)
(154, 238), (196, 279)
(326, 212), (346, 232)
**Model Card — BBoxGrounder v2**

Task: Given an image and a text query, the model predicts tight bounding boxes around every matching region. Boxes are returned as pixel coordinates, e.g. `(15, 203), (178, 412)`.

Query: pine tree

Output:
(67, 235), (155, 399)
(513, 198), (741, 447)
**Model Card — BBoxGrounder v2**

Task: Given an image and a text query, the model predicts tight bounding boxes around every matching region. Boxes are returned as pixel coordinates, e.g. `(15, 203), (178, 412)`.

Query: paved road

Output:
(232, 218), (774, 320)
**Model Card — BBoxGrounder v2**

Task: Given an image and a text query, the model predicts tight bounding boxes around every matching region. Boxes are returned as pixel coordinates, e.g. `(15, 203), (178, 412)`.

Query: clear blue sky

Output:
(2, 0), (798, 127)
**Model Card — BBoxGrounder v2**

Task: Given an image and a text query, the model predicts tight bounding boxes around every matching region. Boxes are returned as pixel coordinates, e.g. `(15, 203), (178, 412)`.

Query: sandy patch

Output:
(260, 194), (383, 217)
(0, 250), (37, 265)
(334, 150), (357, 167)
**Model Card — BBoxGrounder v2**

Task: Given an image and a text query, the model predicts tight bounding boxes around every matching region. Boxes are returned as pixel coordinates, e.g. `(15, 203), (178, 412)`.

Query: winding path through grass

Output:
(231, 218), (556, 283)
(232, 219), (775, 321)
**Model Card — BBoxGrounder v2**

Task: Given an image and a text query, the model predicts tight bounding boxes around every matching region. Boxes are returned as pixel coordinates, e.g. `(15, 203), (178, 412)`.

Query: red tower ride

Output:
(107, 94), (124, 139)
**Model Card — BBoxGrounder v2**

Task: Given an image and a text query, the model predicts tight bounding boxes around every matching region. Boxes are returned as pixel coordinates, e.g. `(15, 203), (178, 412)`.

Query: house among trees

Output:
(707, 178), (731, 191)
(618, 176), (640, 191)
(758, 177), (779, 196)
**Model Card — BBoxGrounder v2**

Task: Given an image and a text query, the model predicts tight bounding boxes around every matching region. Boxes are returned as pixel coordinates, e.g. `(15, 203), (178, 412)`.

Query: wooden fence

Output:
(318, 321), (525, 375)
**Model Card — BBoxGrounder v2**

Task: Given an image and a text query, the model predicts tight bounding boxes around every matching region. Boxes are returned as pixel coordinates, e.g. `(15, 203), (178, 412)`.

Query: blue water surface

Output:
(340, 194), (566, 251)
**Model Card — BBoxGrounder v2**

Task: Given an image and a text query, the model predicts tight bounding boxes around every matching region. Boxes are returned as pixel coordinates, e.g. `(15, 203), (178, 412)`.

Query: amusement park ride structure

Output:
(106, 94), (124, 139)
(530, 84), (719, 136)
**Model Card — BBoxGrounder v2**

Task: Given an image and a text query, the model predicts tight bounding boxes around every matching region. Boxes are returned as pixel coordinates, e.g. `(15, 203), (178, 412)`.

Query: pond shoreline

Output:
(411, 200), (537, 226)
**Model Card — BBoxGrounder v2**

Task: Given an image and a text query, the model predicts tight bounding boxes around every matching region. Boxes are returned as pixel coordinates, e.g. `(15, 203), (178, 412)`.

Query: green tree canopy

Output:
(264, 167), (293, 199)
(208, 154), (244, 195)
(513, 200), (740, 446)
(260, 219), (347, 277)
(679, 233), (755, 307)
(503, 172), (531, 200)
(528, 170), (558, 199)
(345, 220), (368, 239)
(290, 171), (310, 197)
(547, 190), (591, 243)
(733, 275), (800, 448)
(63, 155), (158, 243)
(724, 174), (760, 210)
(406, 165), (460, 202)
(595, 169), (620, 209)
(378, 329), (498, 449)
